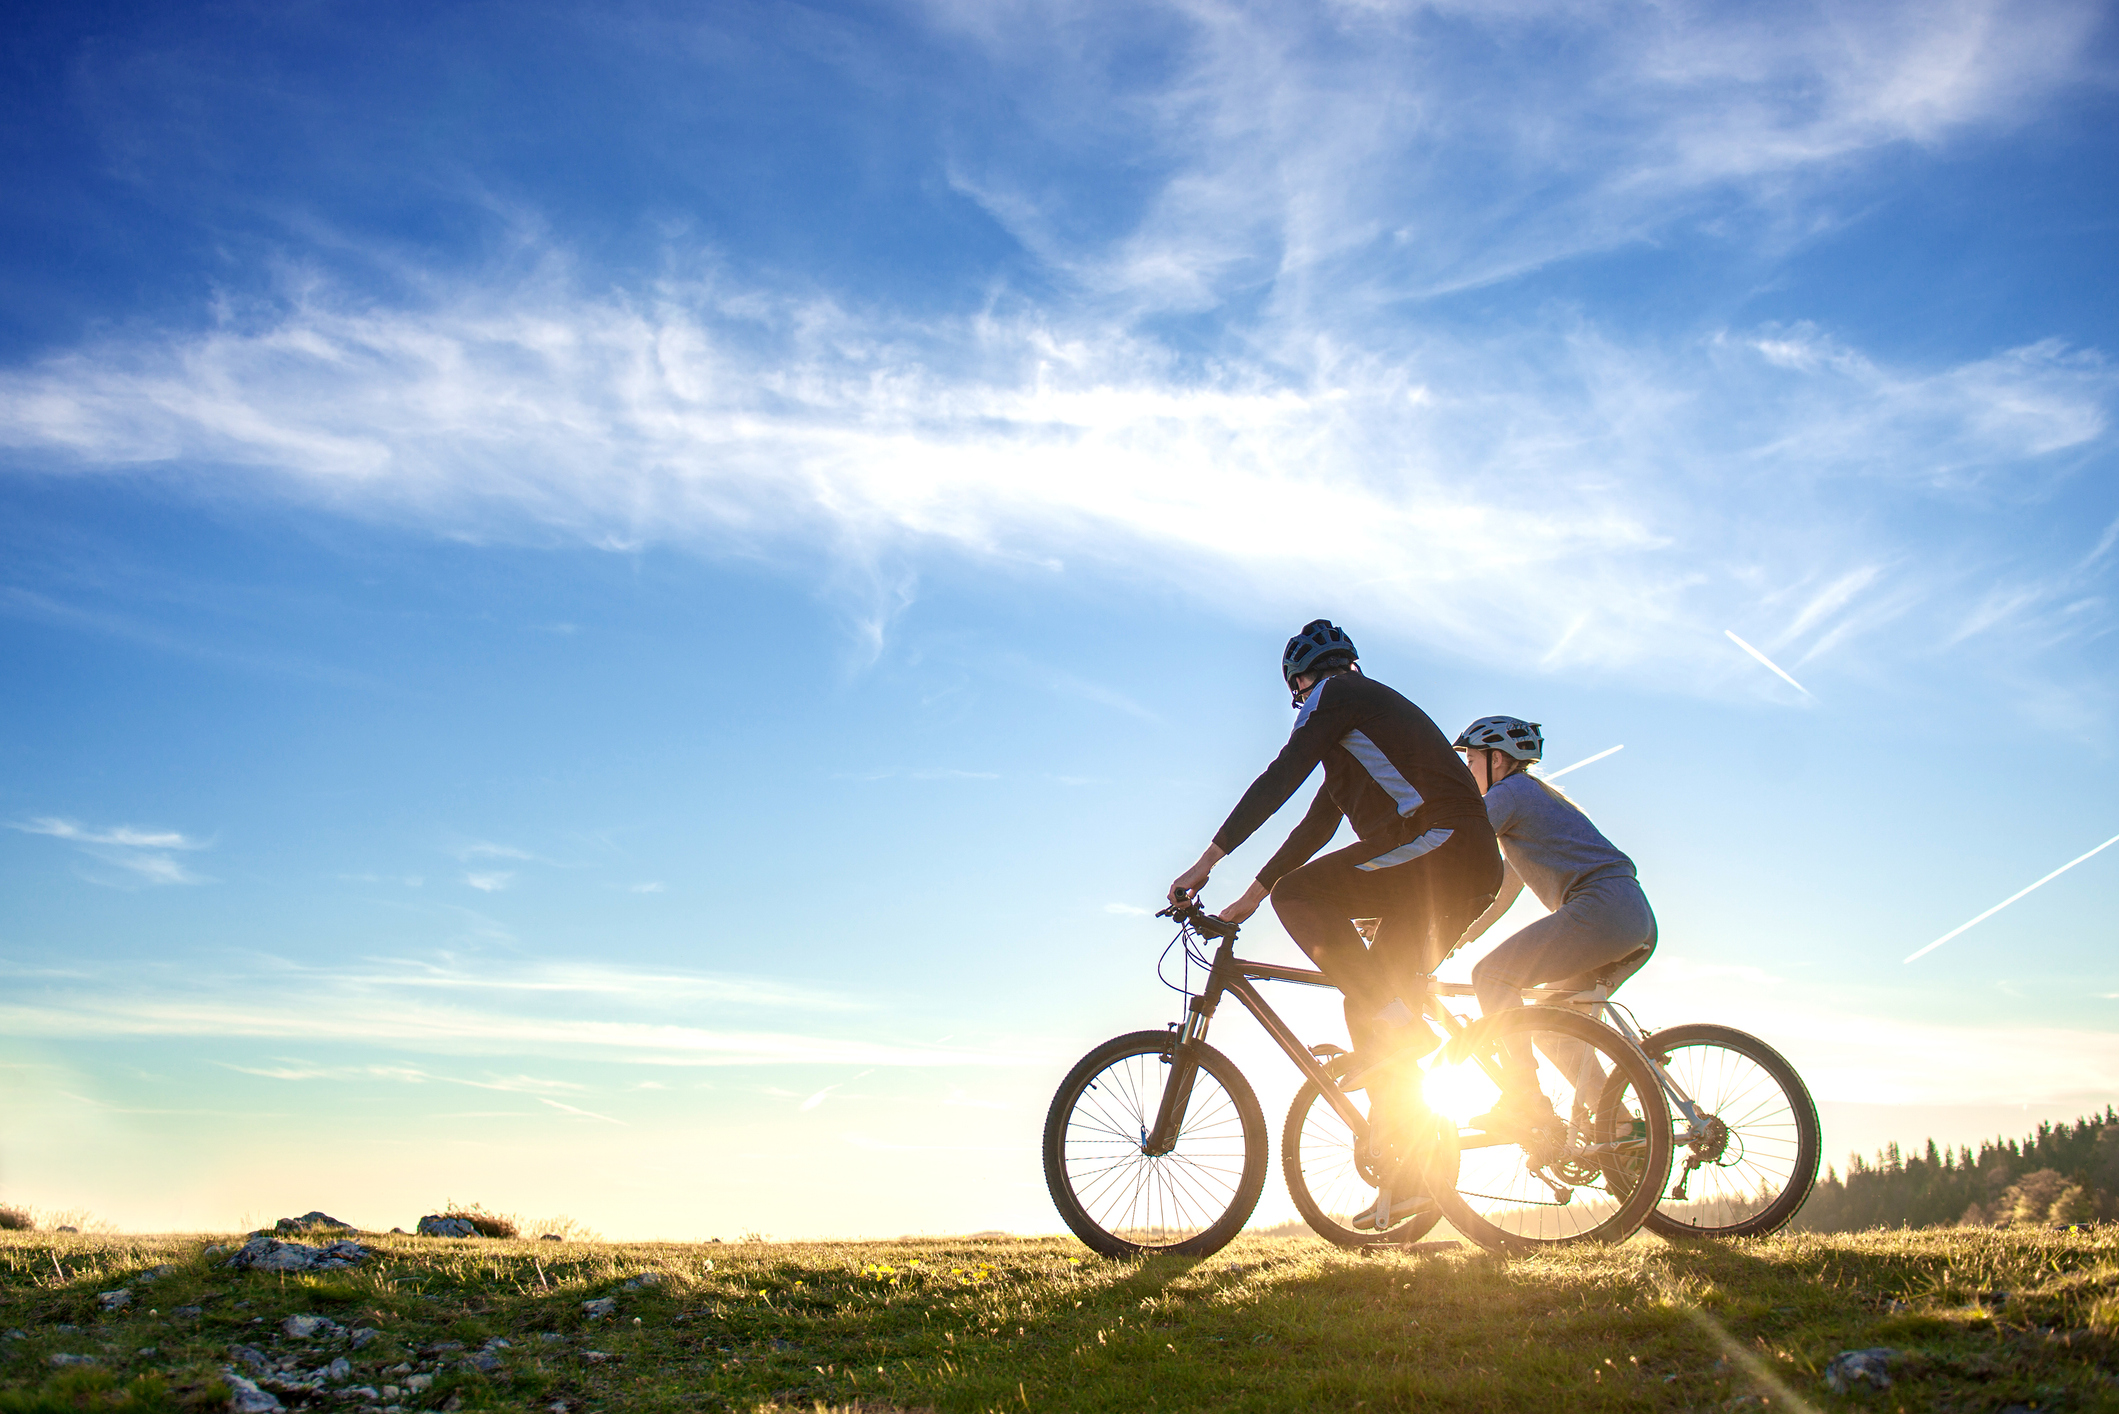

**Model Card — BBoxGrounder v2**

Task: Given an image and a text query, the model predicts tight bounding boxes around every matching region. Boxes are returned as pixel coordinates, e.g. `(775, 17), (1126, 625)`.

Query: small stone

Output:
(346, 1387), (380, 1401)
(439, 1393), (464, 1412)
(139, 1264), (176, 1282)
(98, 1289), (131, 1312)
(231, 1345), (271, 1374)
(1, 1330), (22, 1340)
(581, 1297), (616, 1319)
(461, 1351), (502, 1374)
(55, 1225), (78, 1233)
(620, 1271), (670, 1290)
(482, 1337), (510, 1350)
(404, 1374), (434, 1392)
(539, 1233), (562, 1241)
(584, 1350), (610, 1363)
(283, 1314), (345, 1339)
(173, 1307), (200, 1318)
(415, 1215), (479, 1238)
(425, 1341), (465, 1355)
(1822, 1347), (1897, 1394)
(324, 1357), (352, 1381)
(350, 1327), (382, 1349)
(384, 1363), (413, 1375)
(136, 1347), (158, 1358)
(538, 1332), (565, 1343)
(50, 1354), (96, 1367)
(275, 1211), (354, 1235)
(222, 1369), (284, 1413)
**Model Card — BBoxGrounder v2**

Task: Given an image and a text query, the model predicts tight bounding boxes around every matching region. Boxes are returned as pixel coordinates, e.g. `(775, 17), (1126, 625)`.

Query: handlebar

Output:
(1157, 895), (1240, 940)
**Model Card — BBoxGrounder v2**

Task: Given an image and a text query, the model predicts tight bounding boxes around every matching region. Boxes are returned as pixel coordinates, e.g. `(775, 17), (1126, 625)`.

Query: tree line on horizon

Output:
(1788, 1107), (2119, 1232)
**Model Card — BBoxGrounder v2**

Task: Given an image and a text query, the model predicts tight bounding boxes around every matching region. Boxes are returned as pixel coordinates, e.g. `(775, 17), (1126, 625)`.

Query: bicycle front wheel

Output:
(1636, 1023), (1820, 1239)
(1282, 1079), (1448, 1247)
(1422, 1007), (1673, 1250)
(1043, 1030), (1268, 1258)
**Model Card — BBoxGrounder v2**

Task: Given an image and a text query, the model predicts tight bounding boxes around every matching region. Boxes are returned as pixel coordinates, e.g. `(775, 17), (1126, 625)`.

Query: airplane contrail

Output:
(1904, 832), (2119, 963)
(1725, 630), (1813, 698)
(1543, 745), (1624, 780)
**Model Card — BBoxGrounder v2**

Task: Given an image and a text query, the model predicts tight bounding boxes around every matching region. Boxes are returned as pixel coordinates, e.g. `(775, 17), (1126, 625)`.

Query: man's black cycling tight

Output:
(1269, 818), (1503, 1053)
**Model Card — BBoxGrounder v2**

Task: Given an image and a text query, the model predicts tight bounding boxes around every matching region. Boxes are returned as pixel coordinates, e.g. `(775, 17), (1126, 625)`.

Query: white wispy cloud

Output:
(8, 816), (213, 886)
(463, 871), (514, 893)
(933, 0), (2103, 306)
(0, 0), (2109, 695)
(0, 955), (1036, 1068)
(2, 271), (2107, 688)
(461, 842), (537, 861)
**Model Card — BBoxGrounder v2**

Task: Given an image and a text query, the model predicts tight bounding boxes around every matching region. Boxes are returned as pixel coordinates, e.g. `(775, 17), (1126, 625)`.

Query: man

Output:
(1168, 621), (1503, 1143)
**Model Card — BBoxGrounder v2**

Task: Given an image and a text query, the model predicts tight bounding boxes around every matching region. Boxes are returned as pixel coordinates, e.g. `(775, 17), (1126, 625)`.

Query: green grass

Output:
(2, 1227), (2117, 1411)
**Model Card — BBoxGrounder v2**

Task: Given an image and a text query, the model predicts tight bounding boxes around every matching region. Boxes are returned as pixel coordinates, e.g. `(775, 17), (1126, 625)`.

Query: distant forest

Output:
(1790, 1107), (2119, 1232)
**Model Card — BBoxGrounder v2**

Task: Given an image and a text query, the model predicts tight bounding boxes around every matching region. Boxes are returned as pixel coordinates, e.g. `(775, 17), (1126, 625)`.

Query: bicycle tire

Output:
(1422, 1007), (1673, 1251)
(1044, 1030), (1268, 1258)
(1282, 1079), (1449, 1247)
(1634, 1023), (1820, 1239)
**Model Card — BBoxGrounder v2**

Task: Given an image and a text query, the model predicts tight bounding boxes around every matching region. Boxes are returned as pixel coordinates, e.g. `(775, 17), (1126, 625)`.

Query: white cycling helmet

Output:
(1454, 715), (1543, 763)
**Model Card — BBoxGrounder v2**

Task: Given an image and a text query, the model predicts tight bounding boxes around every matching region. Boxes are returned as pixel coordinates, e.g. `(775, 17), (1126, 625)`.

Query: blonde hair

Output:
(1504, 759), (1580, 810)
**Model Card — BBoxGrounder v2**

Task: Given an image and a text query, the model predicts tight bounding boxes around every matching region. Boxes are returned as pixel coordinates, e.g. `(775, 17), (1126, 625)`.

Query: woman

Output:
(1452, 716), (1657, 1125)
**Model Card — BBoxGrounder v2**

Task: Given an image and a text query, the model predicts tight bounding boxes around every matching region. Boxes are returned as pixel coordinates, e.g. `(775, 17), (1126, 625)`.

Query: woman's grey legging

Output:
(1471, 873), (1657, 1087)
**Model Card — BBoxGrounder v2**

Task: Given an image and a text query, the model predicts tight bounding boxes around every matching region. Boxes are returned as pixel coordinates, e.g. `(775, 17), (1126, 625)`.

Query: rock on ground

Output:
(1822, 1347), (1898, 1394)
(581, 1297), (616, 1319)
(275, 1210), (354, 1234)
(416, 1215), (480, 1238)
(282, 1314), (345, 1339)
(222, 1369), (284, 1413)
(224, 1236), (371, 1273)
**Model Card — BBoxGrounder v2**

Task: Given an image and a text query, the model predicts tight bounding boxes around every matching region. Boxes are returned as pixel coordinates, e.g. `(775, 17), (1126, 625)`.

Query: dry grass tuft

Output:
(435, 1200), (520, 1238)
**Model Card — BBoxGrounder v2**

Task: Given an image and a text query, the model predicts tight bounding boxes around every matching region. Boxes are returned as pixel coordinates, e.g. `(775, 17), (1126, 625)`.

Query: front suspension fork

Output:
(1143, 995), (1215, 1155)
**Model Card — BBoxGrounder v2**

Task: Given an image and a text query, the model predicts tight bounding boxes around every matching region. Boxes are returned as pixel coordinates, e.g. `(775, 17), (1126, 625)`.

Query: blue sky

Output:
(2, 0), (2116, 1238)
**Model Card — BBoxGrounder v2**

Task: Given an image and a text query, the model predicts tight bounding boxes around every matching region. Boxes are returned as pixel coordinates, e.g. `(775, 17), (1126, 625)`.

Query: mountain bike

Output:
(1042, 901), (1682, 1256)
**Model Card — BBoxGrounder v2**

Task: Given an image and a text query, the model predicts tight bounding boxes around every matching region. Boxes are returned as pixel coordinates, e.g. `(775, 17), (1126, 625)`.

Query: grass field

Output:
(3, 1226), (2117, 1412)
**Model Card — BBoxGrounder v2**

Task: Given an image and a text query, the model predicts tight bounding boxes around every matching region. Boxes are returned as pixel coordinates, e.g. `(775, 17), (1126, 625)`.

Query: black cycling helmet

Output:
(1282, 619), (1358, 697)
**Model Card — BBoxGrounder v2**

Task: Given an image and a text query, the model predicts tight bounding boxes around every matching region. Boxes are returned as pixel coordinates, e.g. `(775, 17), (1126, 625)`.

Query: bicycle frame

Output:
(1144, 934), (1364, 1153)
(1143, 929), (1712, 1158)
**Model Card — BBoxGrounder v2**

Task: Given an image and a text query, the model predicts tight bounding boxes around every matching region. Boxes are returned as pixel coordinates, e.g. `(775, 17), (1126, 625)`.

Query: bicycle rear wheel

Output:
(1044, 1030), (1268, 1257)
(1635, 1023), (1820, 1239)
(1421, 1007), (1673, 1250)
(1282, 1079), (1449, 1247)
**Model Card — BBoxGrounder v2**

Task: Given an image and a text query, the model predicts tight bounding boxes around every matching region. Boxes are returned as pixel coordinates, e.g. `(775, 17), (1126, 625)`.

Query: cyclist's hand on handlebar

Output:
(1168, 863), (1213, 906)
(1215, 877), (1268, 925)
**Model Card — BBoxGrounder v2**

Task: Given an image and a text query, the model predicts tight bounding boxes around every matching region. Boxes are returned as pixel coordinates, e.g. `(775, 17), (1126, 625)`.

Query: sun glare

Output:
(1422, 1058), (1500, 1126)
